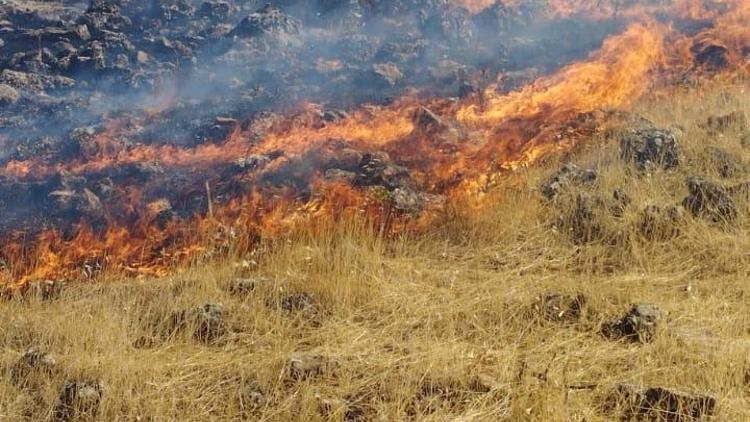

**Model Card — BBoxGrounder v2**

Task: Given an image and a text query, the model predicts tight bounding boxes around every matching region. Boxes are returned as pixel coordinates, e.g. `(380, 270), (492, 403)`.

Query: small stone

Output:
(0, 84), (19, 105)
(609, 383), (716, 420)
(238, 381), (266, 412)
(682, 176), (737, 223)
(289, 354), (337, 380)
(602, 303), (663, 343)
(229, 277), (266, 295)
(532, 292), (587, 322)
(11, 347), (58, 387)
(54, 379), (104, 422)
(540, 163), (597, 200)
(280, 293), (318, 314)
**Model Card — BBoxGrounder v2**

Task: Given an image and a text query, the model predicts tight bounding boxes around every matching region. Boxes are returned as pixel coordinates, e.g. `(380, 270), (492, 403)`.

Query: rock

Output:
(230, 4), (300, 43)
(609, 383), (716, 420)
(602, 303), (663, 343)
(54, 379), (104, 422)
(318, 396), (365, 421)
(135, 50), (150, 64)
(532, 292), (587, 322)
(540, 163), (597, 200)
(620, 128), (680, 170)
(238, 381), (266, 412)
(280, 292), (318, 314)
(704, 146), (745, 178)
(682, 177), (737, 223)
(289, 354), (337, 380)
(322, 109), (349, 123)
(692, 40), (730, 71)
(354, 152), (414, 191)
(228, 277), (266, 295)
(0, 83), (19, 105)
(639, 204), (684, 240)
(199, 1), (235, 20)
(191, 303), (226, 343)
(701, 111), (749, 134)
(232, 154), (273, 173)
(390, 187), (424, 213)
(11, 347), (58, 387)
(324, 168), (357, 184)
(170, 303), (227, 344)
(371, 63), (404, 87)
(610, 188), (631, 217)
(567, 194), (605, 244)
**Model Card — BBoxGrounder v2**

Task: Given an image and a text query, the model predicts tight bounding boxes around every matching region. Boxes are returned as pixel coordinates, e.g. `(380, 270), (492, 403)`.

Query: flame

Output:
(2, 0), (750, 286)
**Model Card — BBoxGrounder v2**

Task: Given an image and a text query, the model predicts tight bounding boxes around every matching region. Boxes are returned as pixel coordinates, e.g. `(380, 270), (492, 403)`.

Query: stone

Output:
(191, 303), (226, 343)
(280, 292), (318, 314)
(11, 347), (58, 387)
(639, 204), (684, 240)
(532, 292), (587, 322)
(54, 379), (104, 422)
(540, 163), (597, 200)
(0, 83), (19, 105)
(682, 177), (737, 223)
(238, 381), (266, 411)
(620, 128), (680, 170)
(371, 63), (404, 87)
(228, 277), (266, 295)
(288, 354), (337, 380)
(610, 383), (716, 421)
(603, 303), (663, 343)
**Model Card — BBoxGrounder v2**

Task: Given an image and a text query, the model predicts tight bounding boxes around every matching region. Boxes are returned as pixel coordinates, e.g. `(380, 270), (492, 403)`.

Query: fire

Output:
(2, 0), (750, 287)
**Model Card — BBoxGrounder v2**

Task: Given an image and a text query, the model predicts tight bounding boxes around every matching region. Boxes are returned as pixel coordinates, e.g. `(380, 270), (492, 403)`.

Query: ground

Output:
(2, 82), (750, 421)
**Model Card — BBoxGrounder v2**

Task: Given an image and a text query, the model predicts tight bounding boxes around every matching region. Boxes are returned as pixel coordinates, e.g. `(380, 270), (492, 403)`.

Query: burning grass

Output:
(1, 82), (750, 420)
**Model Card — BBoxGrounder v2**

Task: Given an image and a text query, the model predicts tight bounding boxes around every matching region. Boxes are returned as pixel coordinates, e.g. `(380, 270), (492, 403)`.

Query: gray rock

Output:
(54, 379), (104, 422)
(0, 83), (19, 105)
(603, 303), (663, 343)
(11, 347), (58, 387)
(289, 354), (337, 380)
(540, 163), (597, 200)
(371, 63), (404, 86)
(620, 128), (680, 170)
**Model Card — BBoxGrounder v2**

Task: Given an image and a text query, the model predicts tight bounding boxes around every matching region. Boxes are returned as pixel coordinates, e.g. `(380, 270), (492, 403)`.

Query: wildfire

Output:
(2, 0), (750, 287)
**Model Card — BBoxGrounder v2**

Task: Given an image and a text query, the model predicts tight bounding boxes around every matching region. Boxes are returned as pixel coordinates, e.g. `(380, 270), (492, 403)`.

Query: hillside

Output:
(2, 81), (750, 421)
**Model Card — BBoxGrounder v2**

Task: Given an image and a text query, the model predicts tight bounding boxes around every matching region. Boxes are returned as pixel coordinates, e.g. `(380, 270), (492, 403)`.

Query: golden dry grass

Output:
(2, 81), (750, 421)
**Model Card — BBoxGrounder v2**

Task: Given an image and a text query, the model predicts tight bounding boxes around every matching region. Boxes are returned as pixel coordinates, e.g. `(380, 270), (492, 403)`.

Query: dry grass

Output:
(2, 82), (750, 421)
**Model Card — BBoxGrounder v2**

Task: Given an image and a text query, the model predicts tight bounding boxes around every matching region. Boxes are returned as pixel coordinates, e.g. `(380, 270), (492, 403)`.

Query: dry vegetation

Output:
(2, 81), (750, 421)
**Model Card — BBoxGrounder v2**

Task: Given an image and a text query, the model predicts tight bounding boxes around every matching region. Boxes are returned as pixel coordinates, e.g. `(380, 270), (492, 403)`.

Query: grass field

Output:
(2, 81), (750, 421)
